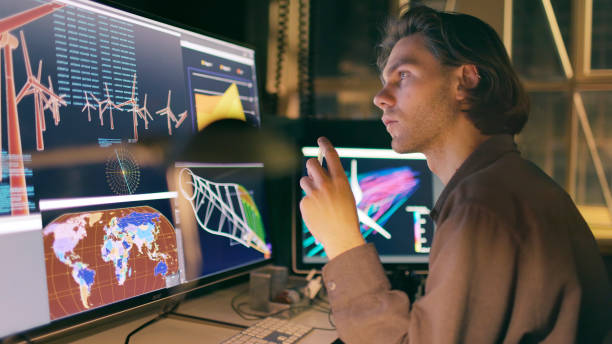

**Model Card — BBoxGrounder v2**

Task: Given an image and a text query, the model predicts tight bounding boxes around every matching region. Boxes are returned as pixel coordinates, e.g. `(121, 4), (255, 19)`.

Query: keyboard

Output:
(221, 317), (312, 344)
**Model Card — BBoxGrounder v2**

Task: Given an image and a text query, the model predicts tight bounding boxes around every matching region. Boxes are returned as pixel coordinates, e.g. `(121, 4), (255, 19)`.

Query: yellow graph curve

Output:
(195, 83), (246, 131)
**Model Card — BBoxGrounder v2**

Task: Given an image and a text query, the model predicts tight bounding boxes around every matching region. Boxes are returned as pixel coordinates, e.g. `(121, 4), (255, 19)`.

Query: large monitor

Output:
(0, 0), (271, 340)
(293, 145), (442, 273)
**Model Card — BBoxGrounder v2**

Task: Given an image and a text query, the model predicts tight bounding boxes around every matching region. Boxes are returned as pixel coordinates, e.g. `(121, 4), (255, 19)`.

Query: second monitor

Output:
(295, 146), (441, 272)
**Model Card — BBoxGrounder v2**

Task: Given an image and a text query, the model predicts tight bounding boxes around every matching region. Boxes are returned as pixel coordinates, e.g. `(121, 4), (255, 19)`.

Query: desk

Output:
(66, 282), (338, 344)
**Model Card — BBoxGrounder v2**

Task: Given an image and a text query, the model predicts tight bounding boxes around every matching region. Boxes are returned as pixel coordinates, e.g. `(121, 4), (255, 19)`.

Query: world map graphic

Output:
(42, 206), (179, 320)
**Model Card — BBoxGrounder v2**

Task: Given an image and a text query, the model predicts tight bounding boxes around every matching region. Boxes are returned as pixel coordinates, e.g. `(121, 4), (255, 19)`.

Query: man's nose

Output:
(373, 86), (395, 110)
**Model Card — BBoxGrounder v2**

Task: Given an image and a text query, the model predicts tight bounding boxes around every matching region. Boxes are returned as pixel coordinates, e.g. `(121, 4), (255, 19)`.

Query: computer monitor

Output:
(0, 0), (270, 340)
(293, 145), (442, 273)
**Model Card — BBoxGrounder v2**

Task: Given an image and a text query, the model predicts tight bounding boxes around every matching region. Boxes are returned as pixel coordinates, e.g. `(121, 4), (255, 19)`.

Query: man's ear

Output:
(456, 64), (480, 103)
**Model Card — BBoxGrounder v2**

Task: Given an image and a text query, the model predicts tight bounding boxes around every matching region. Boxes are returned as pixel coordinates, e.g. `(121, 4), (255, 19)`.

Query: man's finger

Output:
(305, 157), (328, 185)
(317, 137), (344, 179)
(299, 175), (315, 195)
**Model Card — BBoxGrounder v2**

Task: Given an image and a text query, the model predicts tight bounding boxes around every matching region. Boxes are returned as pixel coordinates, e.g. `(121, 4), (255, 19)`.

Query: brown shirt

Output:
(322, 135), (612, 343)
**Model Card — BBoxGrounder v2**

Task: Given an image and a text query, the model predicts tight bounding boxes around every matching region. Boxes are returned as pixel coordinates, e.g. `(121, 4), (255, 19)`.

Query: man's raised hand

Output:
(299, 137), (365, 260)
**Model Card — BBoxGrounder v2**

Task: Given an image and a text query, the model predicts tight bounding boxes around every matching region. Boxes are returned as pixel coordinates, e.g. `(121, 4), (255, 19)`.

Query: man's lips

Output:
(382, 116), (397, 127)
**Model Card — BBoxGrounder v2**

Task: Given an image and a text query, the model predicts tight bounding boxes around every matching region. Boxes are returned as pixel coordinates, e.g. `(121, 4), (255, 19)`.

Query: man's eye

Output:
(399, 71), (409, 79)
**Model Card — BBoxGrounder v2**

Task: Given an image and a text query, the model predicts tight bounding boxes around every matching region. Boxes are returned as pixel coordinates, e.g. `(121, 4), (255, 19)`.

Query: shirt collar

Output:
(430, 134), (519, 223)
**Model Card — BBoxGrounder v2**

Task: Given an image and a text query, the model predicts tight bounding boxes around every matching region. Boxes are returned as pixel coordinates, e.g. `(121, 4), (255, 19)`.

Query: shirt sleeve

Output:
(322, 204), (519, 344)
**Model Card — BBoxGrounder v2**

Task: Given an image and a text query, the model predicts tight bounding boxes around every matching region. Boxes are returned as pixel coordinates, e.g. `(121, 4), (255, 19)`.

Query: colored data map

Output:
(42, 206), (179, 320)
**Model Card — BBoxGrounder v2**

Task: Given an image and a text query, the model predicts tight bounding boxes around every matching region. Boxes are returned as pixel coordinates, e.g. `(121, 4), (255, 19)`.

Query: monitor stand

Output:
(388, 269), (427, 303)
(248, 266), (310, 319)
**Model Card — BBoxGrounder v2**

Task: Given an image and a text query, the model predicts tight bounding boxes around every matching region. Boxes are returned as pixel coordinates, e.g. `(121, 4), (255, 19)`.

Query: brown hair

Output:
(377, 6), (529, 135)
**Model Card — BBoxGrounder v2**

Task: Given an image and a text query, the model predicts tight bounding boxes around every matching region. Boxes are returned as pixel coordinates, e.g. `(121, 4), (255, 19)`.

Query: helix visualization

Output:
(178, 168), (270, 255)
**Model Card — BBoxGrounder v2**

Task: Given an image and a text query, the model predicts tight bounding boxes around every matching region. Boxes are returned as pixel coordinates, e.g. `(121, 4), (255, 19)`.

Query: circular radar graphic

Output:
(106, 148), (140, 195)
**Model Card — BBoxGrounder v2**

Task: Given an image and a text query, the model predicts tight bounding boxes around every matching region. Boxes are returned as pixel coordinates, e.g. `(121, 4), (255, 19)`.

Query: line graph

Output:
(178, 168), (269, 255)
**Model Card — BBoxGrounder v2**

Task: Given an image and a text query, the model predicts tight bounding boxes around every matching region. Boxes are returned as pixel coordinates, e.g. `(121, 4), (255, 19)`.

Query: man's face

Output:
(374, 34), (459, 154)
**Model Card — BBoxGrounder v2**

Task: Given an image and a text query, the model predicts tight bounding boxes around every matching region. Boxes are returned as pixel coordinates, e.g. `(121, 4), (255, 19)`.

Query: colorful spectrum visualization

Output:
(357, 166), (419, 237)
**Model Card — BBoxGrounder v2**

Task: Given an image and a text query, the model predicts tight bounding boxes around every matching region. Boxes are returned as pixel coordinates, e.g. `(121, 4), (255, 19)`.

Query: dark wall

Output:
(604, 254), (612, 284)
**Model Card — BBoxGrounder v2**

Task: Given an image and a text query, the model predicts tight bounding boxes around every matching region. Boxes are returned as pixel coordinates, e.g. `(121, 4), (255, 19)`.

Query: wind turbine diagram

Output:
(44, 75), (64, 126)
(0, 1), (65, 215)
(81, 91), (95, 122)
(91, 83), (116, 130)
(15, 30), (67, 151)
(156, 90), (187, 136)
(178, 168), (270, 256)
(115, 73), (153, 141)
(81, 73), (185, 141)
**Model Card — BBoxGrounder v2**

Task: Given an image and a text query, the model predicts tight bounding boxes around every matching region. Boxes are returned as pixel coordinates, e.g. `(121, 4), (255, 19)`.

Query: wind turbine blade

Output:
(37, 60), (42, 81)
(350, 159), (363, 204)
(357, 208), (391, 239)
(0, 2), (64, 33)
(19, 31), (33, 77)
(175, 111), (187, 128)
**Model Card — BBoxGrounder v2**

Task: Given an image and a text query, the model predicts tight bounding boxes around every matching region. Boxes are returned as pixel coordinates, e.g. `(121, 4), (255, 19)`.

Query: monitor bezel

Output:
(19, 258), (269, 342)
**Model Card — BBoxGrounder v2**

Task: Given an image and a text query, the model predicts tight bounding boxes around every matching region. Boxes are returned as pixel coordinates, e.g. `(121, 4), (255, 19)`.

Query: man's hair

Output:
(377, 6), (529, 135)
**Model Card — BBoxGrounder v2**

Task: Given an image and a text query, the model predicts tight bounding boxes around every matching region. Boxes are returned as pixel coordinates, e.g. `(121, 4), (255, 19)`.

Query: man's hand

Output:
(299, 137), (365, 260)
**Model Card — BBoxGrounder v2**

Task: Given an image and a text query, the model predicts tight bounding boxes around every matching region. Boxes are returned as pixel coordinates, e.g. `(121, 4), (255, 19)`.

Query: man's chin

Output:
(391, 138), (420, 154)
(390, 139), (408, 153)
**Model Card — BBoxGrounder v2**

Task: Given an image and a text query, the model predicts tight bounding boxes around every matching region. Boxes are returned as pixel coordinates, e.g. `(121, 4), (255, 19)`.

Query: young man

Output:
(299, 6), (612, 343)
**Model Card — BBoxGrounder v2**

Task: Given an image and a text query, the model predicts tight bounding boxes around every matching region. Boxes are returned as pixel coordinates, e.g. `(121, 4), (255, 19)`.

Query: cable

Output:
(316, 293), (336, 330)
(124, 315), (165, 344)
(297, 0), (314, 117)
(328, 309), (336, 329)
(124, 301), (180, 344)
(120, 285), (336, 343)
(273, 0), (290, 111)
(312, 326), (336, 332)
(229, 290), (337, 331)
(230, 288), (262, 320)
(311, 305), (331, 313)
(17, 334), (34, 344)
(167, 311), (247, 329)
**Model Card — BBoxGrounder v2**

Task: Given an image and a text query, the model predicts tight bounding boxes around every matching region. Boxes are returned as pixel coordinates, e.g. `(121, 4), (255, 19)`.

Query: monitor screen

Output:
(294, 146), (440, 273)
(0, 0), (268, 340)
(173, 162), (271, 282)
